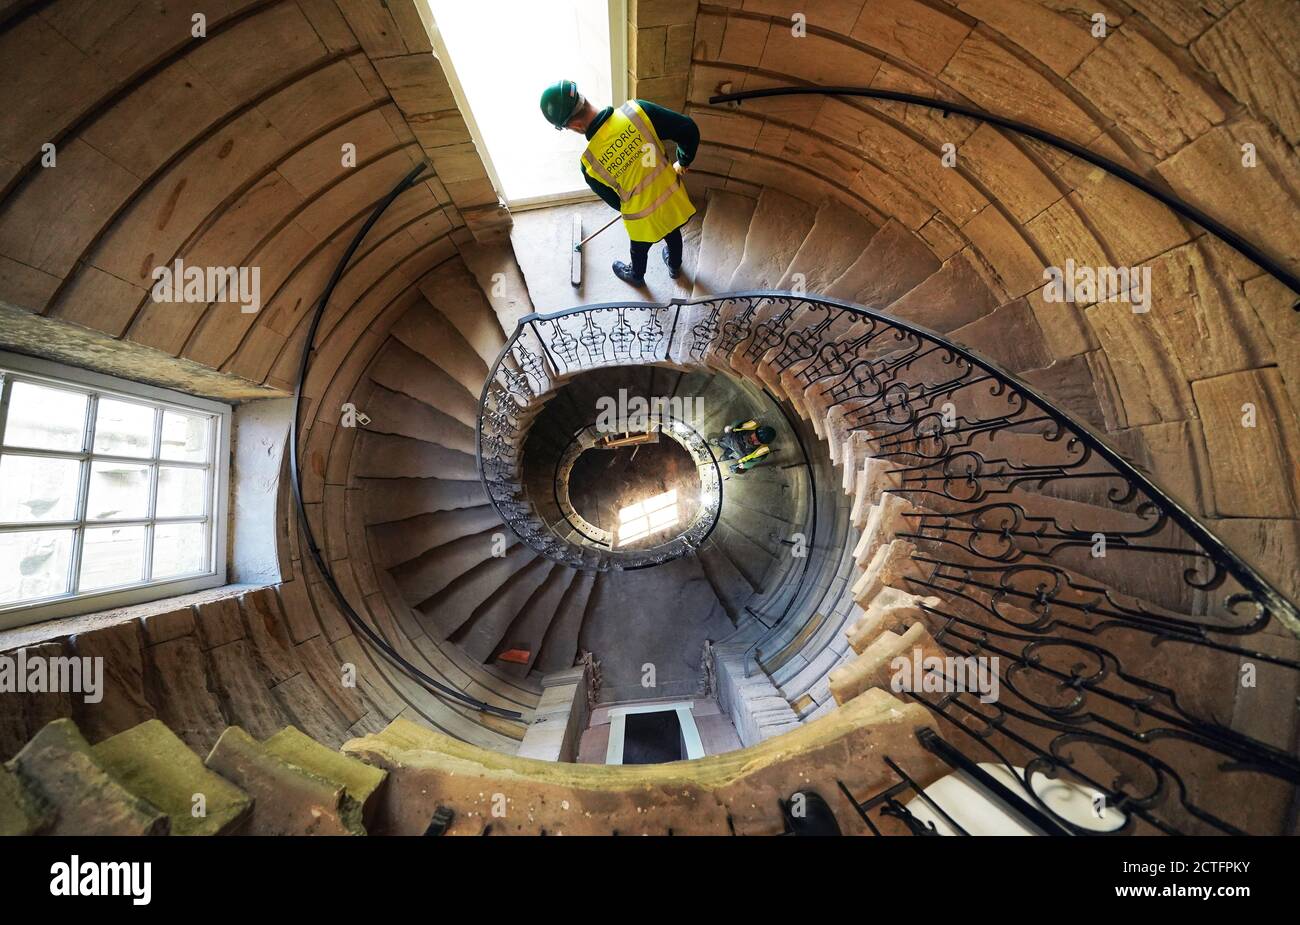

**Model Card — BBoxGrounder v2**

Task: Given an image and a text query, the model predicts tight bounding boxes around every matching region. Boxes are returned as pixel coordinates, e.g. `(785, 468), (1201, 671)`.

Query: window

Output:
(0, 353), (229, 628)
(617, 489), (679, 547)
(424, 0), (623, 206)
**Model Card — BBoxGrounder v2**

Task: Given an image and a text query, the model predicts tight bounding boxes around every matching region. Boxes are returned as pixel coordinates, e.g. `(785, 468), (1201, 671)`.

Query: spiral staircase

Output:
(1, 0), (1298, 837)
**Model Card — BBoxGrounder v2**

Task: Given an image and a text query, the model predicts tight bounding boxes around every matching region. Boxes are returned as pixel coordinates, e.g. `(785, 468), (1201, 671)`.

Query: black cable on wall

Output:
(287, 159), (524, 721)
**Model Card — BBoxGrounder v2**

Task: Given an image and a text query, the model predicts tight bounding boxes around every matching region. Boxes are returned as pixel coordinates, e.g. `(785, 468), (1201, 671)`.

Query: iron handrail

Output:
(478, 290), (1299, 635)
(291, 161), (523, 720)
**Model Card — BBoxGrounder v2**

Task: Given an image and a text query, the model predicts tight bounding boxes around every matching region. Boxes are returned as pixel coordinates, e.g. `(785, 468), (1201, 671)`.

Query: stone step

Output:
(390, 524), (517, 606)
(261, 726), (387, 827)
(0, 763), (52, 836)
(369, 337), (481, 429)
(360, 476), (486, 527)
(91, 719), (253, 836)
(727, 188), (819, 291)
(454, 556), (555, 663)
(777, 199), (879, 294)
(7, 719), (169, 836)
(361, 385), (478, 455)
(417, 259), (508, 368)
(418, 543), (539, 638)
(368, 504), (504, 571)
(458, 239), (536, 334)
(824, 218), (941, 306)
(691, 189), (756, 298)
(204, 726), (365, 836)
(491, 565), (578, 676)
(533, 570), (599, 675)
(390, 300), (491, 396)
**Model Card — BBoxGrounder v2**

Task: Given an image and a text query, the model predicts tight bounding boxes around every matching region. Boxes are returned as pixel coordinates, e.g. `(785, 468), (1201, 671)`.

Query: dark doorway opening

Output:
(622, 710), (684, 764)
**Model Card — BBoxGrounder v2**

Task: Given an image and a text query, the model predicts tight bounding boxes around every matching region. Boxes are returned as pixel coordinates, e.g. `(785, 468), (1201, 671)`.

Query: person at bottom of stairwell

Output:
(713, 420), (776, 474)
(540, 80), (699, 284)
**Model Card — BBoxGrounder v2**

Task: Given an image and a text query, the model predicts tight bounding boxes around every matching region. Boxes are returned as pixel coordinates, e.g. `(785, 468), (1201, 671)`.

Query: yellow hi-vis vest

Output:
(581, 101), (696, 243)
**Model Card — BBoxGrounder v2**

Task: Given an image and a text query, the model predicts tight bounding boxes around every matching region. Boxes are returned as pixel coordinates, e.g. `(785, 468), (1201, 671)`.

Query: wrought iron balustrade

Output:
(479, 291), (1300, 833)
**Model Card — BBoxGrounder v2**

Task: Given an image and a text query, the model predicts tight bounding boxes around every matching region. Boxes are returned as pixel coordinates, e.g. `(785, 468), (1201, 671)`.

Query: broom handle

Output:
(576, 213), (621, 249)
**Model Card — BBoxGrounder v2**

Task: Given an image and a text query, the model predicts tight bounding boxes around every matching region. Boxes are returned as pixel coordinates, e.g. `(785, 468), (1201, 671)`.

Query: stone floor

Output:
(508, 199), (704, 314)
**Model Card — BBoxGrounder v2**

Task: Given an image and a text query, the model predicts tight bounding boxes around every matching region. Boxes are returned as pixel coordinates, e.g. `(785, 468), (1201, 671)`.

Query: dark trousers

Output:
(629, 227), (683, 276)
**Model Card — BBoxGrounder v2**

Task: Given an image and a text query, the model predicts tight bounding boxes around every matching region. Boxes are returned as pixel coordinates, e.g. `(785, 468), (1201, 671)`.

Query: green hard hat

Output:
(540, 79), (581, 129)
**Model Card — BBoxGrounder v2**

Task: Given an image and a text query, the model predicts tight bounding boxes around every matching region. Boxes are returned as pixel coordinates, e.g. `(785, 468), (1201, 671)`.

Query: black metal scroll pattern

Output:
(478, 304), (727, 570)
(480, 294), (1299, 727)
(669, 293), (1299, 835)
(896, 609), (1292, 836)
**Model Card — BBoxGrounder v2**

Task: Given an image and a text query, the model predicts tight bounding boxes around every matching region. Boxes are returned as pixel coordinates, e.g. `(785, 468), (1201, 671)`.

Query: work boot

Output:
(662, 246), (681, 279)
(612, 261), (645, 285)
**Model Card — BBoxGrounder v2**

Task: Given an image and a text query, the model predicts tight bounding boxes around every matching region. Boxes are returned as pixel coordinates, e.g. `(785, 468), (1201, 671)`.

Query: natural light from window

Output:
(424, 0), (613, 204)
(617, 489), (680, 547)
(0, 366), (222, 616)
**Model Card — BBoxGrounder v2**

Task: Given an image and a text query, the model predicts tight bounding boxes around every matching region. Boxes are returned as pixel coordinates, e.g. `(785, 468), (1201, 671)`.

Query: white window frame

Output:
(0, 351), (230, 630)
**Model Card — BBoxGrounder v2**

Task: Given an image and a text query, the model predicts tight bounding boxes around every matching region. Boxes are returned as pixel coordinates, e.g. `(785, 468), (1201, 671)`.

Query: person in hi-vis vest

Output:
(540, 80), (700, 285)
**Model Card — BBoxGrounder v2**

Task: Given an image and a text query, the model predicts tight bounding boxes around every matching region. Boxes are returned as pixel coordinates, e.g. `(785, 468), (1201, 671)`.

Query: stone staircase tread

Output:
(8, 719), (169, 836)
(91, 719), (253, 836)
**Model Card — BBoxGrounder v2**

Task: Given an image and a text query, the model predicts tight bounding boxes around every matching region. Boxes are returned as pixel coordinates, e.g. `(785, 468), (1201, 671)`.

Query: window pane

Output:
(3, 381), (87, 451)
(160, 410), (210, 462)
(152, 522), (207, 578)
(156, 466), (207, 517)
(86, 461), (151, 521)
(0, 455), (80, 523)
(79, 524), (146, 591)
(93, 398), (155, 458)
(0, 529), (73, 604)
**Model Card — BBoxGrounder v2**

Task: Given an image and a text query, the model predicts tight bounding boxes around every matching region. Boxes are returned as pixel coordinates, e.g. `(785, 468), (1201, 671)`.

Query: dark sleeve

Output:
(584, 171), (622, 211)
(639, 99), (700, 167)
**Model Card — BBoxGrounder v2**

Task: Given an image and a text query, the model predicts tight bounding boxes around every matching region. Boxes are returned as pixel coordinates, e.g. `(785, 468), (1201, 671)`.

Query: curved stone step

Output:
(533, 571), (599, 675)
(418, 543), (539, 638)
(453, 556), (555, 662)
(360, 476), (486, 525)
(262, 726), (387, 827)
(824, 218), (941, 306)
(368, 504), (504, 571)
(489, 566), (577, 676)
(91, 718), (252, 836)
(7, 719), (169, 836)
(390, 300), (491, 396)
(727, 188), (819, 291)
(390, 525), (517, 605)
(778, 199), (879, 293)
(417, 260), (508, 368)
(362, 384), (478, 453)
(459, 239), (536, 333)
(692, 189), (757, 298)
(369, 338), (481, 428)
(204, 726), (365, 836)
(354, 431), (479, 481)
